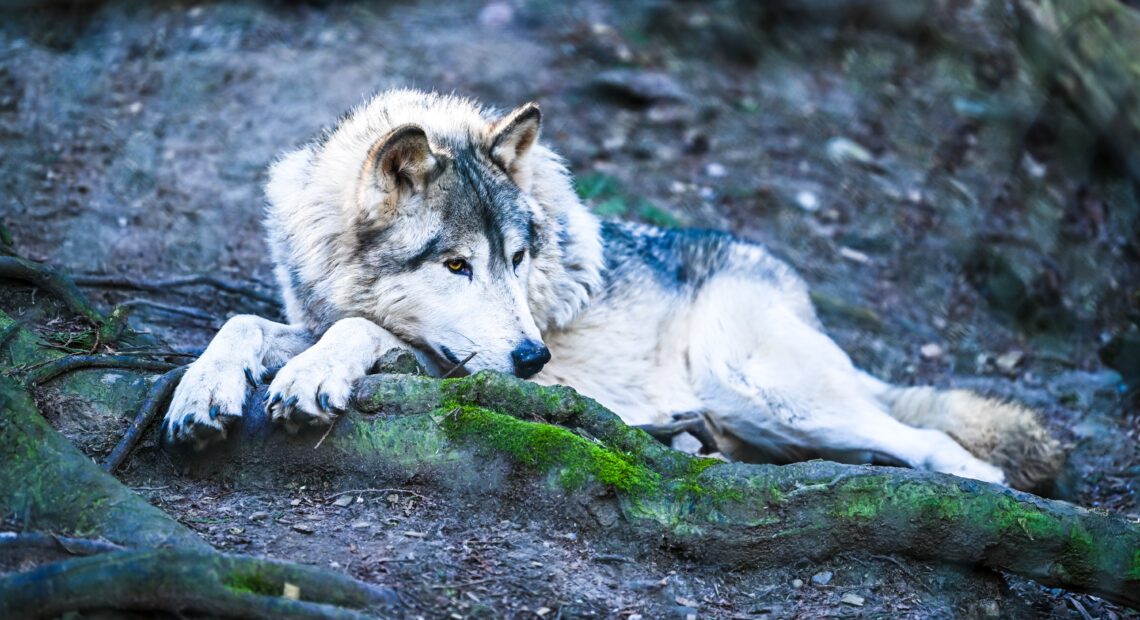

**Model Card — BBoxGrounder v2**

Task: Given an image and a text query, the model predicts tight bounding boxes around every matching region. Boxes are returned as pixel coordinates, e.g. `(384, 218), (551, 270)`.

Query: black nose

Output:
(511, 340), (551, 378)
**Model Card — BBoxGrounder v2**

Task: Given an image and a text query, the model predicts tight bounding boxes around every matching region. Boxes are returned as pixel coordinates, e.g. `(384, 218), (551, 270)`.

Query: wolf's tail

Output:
(869, 381), (1064, 491)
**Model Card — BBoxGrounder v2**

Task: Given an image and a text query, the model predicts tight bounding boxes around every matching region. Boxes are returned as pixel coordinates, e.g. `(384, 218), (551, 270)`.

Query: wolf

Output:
(162, 88), (1062, 490)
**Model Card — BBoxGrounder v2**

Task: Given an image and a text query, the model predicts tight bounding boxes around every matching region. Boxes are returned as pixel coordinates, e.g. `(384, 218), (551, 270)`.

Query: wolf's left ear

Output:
(489, 103), (541, 182)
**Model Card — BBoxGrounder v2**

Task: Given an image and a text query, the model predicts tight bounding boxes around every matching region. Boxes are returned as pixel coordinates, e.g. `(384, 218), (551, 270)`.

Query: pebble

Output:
(840, 593), (865, 606)
(825, 137), (875, 167)
(811, 571), (833, 586)
(350, 520), (371, 529)
(795, 190), (820, 212)
(920, 343), (944, 359)
(248, 511), (269, 522)
(705, 162), (727, 177)
(792, 578), (804, 588)
(291, 523), (314, 534)
(332, 495), (354, 507)
(995, 350), (1024, 374)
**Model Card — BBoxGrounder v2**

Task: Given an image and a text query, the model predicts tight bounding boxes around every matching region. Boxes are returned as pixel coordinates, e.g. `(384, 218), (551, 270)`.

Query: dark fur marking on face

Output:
(404, 233), (443, 269)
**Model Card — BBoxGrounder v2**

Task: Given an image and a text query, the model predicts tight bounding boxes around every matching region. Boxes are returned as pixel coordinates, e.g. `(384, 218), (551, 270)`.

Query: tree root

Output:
(348, 371), (1140, 609)
(1, 374), (402, 619)
(0, 256), (105, 325)
(0, 532), (124, 556)
(24, 354), (178, 386)
(73, 272), (279, 306)
(0, 548), (398, 620)
(102, 364), (188, 473)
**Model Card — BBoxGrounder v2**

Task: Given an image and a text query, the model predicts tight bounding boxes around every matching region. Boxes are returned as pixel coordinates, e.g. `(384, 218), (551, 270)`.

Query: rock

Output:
(792, 578), (804, 588)
(840, 593), (865, 606)
(248, 511), (268, 522)
(811, 570), (833, 586)
(332, 495), (354, 507)
(705, 162), (727, 178)
(478, 1), (512, 29)
(291, 523), (314, 534)
(592, 69), (690, 106)
(350, 520), (371, 529)
(674, 596), (699, 608)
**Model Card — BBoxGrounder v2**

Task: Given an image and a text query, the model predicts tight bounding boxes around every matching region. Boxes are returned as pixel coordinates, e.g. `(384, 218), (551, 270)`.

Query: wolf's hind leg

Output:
(267, 317), (410, 432)
(163, 315), (311, 450)
(688, 277), (1006, 485)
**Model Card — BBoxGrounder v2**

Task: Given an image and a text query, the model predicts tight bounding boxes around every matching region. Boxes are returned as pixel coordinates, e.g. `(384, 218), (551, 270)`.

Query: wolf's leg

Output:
(163, 315), (311, 450)
(689, 278), (1006, 484)
(266, 317), (409, 432)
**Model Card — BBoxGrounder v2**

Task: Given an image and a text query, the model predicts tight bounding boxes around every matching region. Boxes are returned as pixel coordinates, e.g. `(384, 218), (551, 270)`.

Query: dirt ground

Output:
(2, 1), (1139, 618)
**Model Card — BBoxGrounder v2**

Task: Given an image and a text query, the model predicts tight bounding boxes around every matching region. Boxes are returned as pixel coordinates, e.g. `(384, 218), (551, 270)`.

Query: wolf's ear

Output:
(358, 124), (440, 218)
(489, 103), (541, 182)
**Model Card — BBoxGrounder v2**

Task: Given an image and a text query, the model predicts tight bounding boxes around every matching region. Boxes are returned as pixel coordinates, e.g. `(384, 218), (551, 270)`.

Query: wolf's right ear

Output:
(357, 124), (440, 220)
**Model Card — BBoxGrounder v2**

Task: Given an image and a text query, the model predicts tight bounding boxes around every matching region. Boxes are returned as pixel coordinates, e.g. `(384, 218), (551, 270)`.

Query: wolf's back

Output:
(878, 386), (1064, 492)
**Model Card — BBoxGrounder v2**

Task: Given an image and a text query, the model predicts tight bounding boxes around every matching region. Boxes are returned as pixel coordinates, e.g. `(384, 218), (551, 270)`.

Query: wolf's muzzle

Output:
(511, 340), (551, 378)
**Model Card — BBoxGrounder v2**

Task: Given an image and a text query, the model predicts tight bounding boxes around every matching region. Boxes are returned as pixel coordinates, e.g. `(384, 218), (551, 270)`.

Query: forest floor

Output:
(1, 1), (1138, 618)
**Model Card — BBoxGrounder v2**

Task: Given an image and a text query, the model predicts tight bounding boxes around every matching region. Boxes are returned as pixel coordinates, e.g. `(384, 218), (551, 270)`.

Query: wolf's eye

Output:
(512, 250), (525, 268)
(445, 259), (471, 277)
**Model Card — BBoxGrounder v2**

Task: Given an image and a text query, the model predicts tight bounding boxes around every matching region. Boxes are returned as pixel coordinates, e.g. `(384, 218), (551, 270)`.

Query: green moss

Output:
(1058, 523), (1099, 582)
(1128, 549), (1140, 581)
(223, 567), (279, 596)
(438, 405), (659, 495)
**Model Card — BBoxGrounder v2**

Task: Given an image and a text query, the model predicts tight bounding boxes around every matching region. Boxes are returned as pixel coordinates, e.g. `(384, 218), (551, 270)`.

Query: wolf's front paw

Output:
(266, 346), (359, 433)
(162, 358), (261, 450)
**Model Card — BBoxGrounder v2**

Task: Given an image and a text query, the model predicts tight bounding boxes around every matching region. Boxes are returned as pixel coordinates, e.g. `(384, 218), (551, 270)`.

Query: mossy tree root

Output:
(351, 371), (1140, 609)
(0, 548), (398, 620)
(0, 375), (204, 550)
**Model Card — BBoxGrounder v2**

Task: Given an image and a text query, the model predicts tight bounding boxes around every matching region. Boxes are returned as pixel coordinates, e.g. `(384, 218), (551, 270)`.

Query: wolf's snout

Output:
(511, 340), (551, 378)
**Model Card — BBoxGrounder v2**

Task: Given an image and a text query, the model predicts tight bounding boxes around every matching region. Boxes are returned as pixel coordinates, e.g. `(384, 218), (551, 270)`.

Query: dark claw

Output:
(244, 367), (257, 387)
(318, 393), (330, 412)
(181, 412), (194, 427)
(209, 404), (220, 420)
(261, 368), (278, 383)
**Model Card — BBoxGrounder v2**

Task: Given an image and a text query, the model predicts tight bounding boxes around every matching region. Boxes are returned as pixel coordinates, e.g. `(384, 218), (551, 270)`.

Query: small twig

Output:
(0, 256), (105, 325)
(0, 532), (125, 556)
(429, 577), (501, 590)
(73, 273), (278, 305)
(324, 488), (426, 502)
(313, 415), (341, 450)
(102, 365), (189, 473)
(25, 354), (178, 386)
(441, 351), (478, 379)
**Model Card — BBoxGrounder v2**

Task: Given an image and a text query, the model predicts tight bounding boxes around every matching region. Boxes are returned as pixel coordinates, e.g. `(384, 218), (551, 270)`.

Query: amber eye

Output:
(445, 259), (471, 277)
(512, 250), (525, 268)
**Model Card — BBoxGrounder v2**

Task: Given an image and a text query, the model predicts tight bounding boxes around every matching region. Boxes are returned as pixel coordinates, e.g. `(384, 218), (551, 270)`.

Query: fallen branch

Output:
(0, 548), (397, 620)
(102, 364), (188, 473)
(73, 273), (279, 306)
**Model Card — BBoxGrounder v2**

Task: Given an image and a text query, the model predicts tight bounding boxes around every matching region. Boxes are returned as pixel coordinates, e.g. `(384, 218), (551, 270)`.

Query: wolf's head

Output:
(266, 91), (602, 378)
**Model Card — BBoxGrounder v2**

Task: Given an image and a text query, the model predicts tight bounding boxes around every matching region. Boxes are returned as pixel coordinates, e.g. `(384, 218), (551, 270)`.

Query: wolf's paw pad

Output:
(265, 351), (355, 433)
(162, 359), (260, 450)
